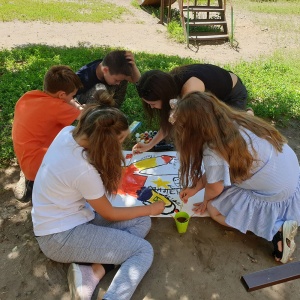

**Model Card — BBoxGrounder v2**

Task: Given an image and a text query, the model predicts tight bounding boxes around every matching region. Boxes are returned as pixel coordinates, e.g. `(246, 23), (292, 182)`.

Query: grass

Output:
(0, 0), (128, 22)
(237, 0), (300, 15)
(232, 0), (300, 34)
(0, 45), (299, 167)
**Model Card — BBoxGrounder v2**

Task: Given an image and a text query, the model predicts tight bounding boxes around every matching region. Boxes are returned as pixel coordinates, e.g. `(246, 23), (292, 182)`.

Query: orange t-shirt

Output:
(12, 90), (80, 181)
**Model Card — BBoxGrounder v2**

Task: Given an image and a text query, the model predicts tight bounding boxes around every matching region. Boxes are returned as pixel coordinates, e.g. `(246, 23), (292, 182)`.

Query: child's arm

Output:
(179, 174), (207, 203)
(70, 99), (84, 110)
(192, 180), (224, 215)
(87, 194), (165, 221)
(69, 99), (84, 120)
(181, 77), (205, 97)
(125, 51), (141, 83)
(132, 129), (166, 153)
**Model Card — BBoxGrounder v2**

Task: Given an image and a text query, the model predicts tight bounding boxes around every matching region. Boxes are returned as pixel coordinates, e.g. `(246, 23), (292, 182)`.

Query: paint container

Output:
(174, 211), (190, 234)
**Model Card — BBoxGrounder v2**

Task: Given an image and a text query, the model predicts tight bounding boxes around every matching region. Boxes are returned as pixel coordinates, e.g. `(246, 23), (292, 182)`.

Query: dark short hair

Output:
(102, 50), (132, 76)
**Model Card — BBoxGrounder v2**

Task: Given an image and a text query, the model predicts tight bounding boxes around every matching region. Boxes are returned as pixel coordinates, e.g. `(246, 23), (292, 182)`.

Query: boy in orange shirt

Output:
(12, 65), (84, 202)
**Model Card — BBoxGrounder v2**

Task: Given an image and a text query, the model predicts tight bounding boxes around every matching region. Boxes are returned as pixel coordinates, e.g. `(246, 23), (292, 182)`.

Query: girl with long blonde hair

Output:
(174, 91), (300, 264)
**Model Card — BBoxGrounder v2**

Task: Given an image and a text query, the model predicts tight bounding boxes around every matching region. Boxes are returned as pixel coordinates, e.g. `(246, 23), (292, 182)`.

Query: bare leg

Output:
(207, 202), (232, 228)
(92, 263), (106, 279)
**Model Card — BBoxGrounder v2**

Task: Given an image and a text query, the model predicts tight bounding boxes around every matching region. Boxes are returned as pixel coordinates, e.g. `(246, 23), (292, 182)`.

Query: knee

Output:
(143, 240), (154, 266)
(137, 216), (152, 237)
(207, 201), (217, 219)
(143, 216), (151, 231)
(133, 239), (153, 269)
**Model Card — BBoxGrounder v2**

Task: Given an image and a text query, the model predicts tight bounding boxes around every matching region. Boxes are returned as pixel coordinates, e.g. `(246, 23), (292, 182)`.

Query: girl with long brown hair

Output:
(31, 92), (164, 300)
(174, 91), (300, 264)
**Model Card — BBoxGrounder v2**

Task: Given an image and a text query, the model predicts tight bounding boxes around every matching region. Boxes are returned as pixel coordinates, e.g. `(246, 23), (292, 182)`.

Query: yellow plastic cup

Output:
(174, 211), (190, 234)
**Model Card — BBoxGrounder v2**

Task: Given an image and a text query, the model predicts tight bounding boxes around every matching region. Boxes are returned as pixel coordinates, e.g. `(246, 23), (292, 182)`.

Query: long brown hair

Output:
(174, 92), (286, 188)
(72, 97), (128, 195)
(136, 70), (179, 135)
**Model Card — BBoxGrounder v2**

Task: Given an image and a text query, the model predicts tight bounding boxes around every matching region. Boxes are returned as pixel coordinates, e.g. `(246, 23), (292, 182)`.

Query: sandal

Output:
(272, 220), (298, 263)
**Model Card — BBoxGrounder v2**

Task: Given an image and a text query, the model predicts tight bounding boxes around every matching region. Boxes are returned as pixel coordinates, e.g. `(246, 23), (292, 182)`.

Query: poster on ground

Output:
(109, 151), (207, 217)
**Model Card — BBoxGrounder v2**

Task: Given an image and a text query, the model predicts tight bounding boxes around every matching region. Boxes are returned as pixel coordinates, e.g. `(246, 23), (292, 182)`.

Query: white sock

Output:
(77, 264), (100, 300)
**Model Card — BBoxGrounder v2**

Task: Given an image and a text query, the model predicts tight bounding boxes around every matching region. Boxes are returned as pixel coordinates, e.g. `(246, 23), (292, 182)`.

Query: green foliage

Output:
(167, 21), (186, 43)
(0, 0), (127, 22)
(131, 0), (140, 9)
(1, 45), (299, 167)
(225, 50), (300, 124)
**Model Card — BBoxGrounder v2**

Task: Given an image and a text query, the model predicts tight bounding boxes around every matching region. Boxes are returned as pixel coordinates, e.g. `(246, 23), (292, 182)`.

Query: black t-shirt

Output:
(171, 64), (233, 101)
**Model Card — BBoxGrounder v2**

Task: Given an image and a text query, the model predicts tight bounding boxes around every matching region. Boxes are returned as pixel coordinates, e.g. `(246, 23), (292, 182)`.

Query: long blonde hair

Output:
(174, 92), (286, 188)
(72, 94), (128, 195)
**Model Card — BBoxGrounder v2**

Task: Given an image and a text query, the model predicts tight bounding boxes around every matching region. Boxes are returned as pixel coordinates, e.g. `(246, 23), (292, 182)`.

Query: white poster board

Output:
(109, 151), (207, 217)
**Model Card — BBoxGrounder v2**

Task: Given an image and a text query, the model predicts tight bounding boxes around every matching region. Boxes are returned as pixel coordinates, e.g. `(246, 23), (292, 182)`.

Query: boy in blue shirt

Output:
(76, 50), (140, 107)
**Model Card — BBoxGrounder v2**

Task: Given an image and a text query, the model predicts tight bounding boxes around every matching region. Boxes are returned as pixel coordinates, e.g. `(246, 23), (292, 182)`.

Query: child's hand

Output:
(125, 51), (135, 65)
(192, 201), (208, 215)
(150, 201), (165, 215)
(132, 142), (151, 154)
(179, 187), (198, 203)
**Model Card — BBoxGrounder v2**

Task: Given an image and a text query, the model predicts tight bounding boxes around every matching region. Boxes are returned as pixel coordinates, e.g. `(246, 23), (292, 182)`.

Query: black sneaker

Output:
(13, 171), (34, 203)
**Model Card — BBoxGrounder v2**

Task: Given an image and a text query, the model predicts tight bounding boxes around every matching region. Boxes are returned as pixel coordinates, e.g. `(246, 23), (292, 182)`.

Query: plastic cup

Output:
(174, 211), (190, 234)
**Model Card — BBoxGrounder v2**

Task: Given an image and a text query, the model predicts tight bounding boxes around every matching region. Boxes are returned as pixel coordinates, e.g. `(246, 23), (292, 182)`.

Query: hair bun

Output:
(93, 89), (116, 108)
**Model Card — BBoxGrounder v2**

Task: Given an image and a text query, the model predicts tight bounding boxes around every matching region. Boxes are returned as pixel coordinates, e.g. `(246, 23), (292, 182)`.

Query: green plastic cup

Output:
(174, 211), (190, 234)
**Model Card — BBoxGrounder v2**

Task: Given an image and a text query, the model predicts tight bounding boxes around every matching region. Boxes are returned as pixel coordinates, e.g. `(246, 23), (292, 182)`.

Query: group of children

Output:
(11, 50), (300, 300)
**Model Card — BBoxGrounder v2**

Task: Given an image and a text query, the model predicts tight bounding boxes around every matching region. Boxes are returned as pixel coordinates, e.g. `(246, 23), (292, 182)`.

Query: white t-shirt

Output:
(31, 126), (105, 236)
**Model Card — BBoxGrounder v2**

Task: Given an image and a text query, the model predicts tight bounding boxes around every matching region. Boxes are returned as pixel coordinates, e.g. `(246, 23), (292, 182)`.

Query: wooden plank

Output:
(188, 20), (227, 26)
(241, 262), (300, 292)
(182, 5), (225, 13)
(189, 33), (228, 41)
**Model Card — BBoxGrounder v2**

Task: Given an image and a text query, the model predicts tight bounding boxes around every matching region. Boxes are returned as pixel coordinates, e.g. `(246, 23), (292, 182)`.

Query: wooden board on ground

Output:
(241, 261), (300, 291)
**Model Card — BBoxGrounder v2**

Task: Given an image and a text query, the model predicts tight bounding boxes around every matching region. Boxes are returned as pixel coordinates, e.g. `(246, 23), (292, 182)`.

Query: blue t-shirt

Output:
(76, 59), (103, 95)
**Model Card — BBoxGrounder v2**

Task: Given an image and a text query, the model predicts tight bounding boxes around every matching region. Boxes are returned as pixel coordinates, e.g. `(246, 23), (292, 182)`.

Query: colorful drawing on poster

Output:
(109, 151), (206, 217)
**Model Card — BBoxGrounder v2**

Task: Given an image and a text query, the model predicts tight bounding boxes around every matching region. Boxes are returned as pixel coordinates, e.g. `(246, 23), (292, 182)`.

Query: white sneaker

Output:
(13, 171), (33, 202)
(281, 220), (298, 263)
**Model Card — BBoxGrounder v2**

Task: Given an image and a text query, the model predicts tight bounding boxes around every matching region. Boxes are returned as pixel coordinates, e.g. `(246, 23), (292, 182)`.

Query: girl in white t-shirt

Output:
(31, 95), (165, 300)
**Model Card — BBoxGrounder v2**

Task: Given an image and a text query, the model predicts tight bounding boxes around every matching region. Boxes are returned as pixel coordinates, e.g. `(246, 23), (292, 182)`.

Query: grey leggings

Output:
(36, 214), (152, 300)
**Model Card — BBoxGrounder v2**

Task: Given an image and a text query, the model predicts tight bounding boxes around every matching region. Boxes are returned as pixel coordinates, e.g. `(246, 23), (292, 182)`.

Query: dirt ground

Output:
(1, 1), (300, 299)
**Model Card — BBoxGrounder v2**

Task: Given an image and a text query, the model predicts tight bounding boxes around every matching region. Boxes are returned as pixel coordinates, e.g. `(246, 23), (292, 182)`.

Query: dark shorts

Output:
(224, 76), (248, 110)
